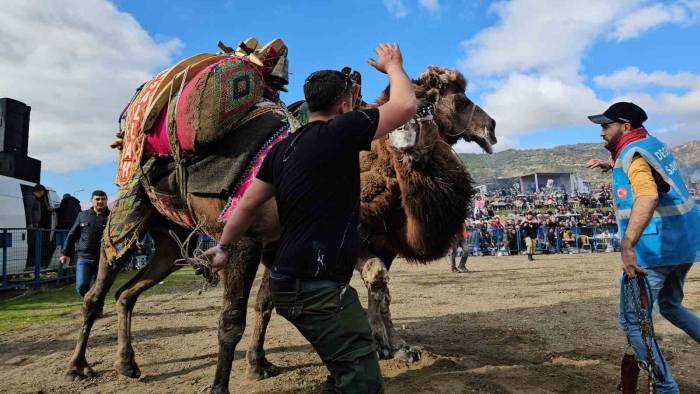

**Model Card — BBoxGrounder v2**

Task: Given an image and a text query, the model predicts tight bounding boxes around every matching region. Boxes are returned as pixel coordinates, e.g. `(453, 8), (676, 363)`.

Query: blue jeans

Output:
(76, 257), (98, 297)
(618, 264), (700, 394)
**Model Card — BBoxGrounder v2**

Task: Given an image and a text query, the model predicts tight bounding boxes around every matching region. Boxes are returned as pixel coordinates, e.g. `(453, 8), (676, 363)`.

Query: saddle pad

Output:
(144, 56), (265, 156)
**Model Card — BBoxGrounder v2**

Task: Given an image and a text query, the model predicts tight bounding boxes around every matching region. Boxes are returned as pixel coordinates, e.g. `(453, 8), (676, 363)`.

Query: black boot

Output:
(457, 264), (469, 273)
(527, 254), (534, 261)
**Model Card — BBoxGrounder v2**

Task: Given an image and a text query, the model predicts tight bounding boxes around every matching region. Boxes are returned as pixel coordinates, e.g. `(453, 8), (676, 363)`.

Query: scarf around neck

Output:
(606, 127), (648, 161)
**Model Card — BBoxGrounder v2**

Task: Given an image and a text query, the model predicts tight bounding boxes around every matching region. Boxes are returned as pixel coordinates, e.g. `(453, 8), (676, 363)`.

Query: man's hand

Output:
(203, 244), (231, 273)
(585, 158), (613, 172)
(620, 241), (645, 278)
(59, 255), (70, 265)
(368, 42), (403, 74)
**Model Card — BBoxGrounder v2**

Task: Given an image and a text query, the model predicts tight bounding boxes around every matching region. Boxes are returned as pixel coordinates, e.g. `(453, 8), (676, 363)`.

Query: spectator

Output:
(449, 222), (469, 273)
(60, 190), (109, 298)
(520, 211), (539, 261)
(24, 184), (50, 269)
(56, 194), (82, 230)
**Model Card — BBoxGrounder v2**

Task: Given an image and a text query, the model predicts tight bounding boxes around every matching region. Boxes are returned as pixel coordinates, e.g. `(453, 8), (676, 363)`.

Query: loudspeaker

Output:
(0, 98), (31, 155)
(0, 152), (41, 183)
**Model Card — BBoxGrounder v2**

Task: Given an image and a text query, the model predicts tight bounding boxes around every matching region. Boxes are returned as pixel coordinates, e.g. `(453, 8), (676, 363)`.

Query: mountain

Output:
(459, 140), (700, 187)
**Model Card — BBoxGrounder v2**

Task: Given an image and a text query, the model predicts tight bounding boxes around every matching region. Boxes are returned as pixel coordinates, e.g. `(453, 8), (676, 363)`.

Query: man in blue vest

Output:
(586, 102), (700, 393)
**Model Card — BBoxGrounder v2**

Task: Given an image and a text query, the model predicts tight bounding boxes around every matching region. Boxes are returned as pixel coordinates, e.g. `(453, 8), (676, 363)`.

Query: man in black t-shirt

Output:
(205, 43), (417, 393)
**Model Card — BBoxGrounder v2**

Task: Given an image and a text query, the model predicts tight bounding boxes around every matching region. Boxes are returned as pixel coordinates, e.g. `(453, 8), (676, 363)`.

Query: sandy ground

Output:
(1, 253), (699, 394)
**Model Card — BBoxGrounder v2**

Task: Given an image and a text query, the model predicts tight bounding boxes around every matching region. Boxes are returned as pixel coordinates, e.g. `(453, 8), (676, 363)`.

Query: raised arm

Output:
(368, 43), (417, 140)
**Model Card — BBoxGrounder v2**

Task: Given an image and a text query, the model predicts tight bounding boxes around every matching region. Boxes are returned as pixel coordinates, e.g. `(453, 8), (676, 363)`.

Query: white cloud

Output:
(481, 74), (605, 135)
(457, 0), (700, 148)
(461, 0), (636, 81)
(0, 0), (181, 172)
(597, 66), (700, 147)
(610, 3), (690, 41)
(594, 67), (700, 90)
(615, 88), (700, 146)
(384, 0), (409, 18)
(419, 0), (440, 12)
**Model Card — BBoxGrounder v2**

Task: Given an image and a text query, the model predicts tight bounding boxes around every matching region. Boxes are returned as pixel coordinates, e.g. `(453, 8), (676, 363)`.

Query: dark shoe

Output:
(451, 267), (459, 273)
(527, 254), (534, 261)
(457, 266), (469, 273)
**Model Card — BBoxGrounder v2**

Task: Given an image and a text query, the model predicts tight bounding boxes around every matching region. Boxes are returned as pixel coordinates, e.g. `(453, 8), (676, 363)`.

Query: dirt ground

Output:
(1, 253), (699, 393)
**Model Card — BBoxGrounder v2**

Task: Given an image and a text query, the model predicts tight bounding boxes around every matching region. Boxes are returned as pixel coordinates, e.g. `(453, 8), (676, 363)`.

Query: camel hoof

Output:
(375, 339), (393, 360)
(393, 345), (421, 363)
(115, 360), (141, 378)
(246, 358), (280, 380)
(65, 362), (97, 381)
(210, 384), (230, 394)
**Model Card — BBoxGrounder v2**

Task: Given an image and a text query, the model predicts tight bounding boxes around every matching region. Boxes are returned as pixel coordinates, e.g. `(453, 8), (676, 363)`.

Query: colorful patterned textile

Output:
(177, 56), (265, 152)
(184, 101), (291, 196)
(142, 56), (265, 156)
(144, 185), (196, 229)
(218, 125), (289, 222)
(103, 171), (153, 263)
(116, 71), (167, 188)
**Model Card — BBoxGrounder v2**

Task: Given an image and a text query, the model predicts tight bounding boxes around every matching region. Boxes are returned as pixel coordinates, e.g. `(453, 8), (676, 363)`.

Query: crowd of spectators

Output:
(461, 185), (619, 257)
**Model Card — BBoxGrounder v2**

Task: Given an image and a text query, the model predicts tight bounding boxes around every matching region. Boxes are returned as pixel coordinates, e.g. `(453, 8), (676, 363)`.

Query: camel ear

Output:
(425, 88), (440, 105)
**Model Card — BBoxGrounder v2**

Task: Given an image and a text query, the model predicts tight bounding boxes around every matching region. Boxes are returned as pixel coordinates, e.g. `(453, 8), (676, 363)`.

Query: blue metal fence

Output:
(461, 226), (619, 256)
(0, 228), (74, 291)
(0, 228), (215, 292)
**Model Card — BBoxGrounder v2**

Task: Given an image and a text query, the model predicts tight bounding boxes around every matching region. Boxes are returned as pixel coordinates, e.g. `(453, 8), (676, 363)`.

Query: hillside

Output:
(459, 140), (700, 187)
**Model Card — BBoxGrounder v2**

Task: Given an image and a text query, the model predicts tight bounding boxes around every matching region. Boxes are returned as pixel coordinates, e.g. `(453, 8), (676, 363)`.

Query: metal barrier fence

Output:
(0, 228), (217, 292)
(461, 226), (620, 256)
(1, 228), (72, 291)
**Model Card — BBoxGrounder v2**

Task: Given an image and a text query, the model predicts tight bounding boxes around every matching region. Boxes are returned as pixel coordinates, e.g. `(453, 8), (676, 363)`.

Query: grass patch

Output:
(0, 266), (201, 333)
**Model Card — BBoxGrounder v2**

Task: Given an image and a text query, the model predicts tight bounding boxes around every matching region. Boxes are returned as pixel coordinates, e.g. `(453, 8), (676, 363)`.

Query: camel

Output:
(64, 64), (496, 394)
(245, 67), (496, 379)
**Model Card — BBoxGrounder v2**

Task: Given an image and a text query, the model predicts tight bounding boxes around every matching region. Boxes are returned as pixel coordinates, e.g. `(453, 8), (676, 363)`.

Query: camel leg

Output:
(211, 236), (261, 394)
(357, 256), (421, 363)
(114, 227), (183, 378)
(244, 268), (279, 380)
(65, 250), (127, 381)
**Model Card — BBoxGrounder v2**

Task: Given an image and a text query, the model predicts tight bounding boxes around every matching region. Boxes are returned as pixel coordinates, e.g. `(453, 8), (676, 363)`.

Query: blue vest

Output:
(612, 135), (700, 268)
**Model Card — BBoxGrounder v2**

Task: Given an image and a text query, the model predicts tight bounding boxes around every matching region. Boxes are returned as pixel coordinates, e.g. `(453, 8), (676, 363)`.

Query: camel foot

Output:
(393, 345), (421, 363)
(246, 357), (280, 380)
(210, 384), (230, 394)
(115, 358), (141, 378)
(65, 360), (97, 381)
(375, 338), (394, 360)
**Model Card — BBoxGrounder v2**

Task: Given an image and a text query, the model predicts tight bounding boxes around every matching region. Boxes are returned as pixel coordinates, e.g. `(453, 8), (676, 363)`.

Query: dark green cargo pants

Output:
(270, 277), (384, 394)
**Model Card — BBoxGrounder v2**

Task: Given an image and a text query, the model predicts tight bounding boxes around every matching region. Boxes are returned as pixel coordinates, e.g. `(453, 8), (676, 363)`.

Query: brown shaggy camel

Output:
(65, 67), (496, 394)
(245, 67), (496, 379)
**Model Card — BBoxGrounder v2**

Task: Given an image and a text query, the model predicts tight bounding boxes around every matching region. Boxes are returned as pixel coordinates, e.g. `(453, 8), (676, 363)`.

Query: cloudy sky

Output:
(1, 0), (698, 199)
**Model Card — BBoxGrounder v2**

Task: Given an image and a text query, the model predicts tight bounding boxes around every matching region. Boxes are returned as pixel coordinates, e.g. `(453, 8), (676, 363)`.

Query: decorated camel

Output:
(64, 38), (496, 394)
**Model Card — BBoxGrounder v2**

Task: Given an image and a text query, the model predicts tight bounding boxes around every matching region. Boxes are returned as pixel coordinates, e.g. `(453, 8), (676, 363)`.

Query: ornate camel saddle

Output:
(104, 38), (293, 263)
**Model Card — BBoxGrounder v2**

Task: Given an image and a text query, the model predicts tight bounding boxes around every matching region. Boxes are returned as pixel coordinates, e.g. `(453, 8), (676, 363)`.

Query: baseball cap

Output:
(588, 102), (647, 127)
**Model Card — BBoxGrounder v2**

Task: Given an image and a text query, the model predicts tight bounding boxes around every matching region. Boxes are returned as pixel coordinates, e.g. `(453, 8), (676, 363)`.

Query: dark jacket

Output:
(56, 196), (82, 230)
(62, 207), (109, 260)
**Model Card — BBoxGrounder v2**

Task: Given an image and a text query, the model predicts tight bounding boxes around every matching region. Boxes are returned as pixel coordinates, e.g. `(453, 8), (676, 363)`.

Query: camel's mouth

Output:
(464, 131), (494, 154)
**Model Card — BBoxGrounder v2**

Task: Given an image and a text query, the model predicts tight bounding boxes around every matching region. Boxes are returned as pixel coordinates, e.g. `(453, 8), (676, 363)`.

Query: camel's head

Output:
(417, 66), (497, 153)
(386, 88), (441, 166)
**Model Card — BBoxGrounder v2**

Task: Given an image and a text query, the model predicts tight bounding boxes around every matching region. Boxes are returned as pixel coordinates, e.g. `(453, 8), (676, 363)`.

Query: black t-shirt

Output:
(256, 108), (379, 283)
